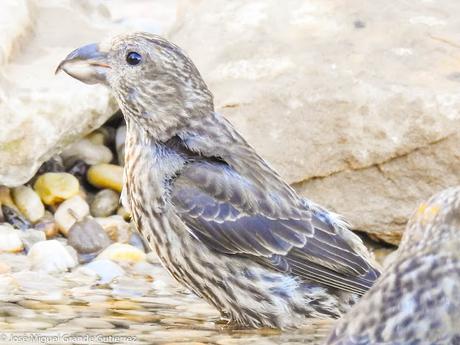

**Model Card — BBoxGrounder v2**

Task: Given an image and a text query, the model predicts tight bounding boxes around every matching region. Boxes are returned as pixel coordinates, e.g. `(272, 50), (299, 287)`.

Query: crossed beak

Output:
(56, 43), (110, 85)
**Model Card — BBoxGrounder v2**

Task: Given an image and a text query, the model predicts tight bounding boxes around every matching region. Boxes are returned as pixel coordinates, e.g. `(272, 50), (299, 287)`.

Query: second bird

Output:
(57, 32), (380, 328)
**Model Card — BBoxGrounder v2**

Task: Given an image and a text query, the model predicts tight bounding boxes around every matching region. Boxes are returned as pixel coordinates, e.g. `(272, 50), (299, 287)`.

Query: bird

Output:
(325, 186), (460, 345)
(56, 32), (381, 328)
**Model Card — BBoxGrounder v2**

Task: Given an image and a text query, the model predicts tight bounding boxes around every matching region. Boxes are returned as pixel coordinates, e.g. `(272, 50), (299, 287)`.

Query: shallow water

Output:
(0, 245), (393, 345)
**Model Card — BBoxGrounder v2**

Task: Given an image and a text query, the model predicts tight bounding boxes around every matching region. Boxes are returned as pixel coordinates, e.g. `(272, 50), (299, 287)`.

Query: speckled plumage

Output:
(326, 186), (460, 344)
(57, 32), (380, 328)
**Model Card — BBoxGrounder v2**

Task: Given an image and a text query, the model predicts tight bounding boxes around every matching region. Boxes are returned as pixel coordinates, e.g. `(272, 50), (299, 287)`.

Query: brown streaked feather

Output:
(168, 117), (380, 295)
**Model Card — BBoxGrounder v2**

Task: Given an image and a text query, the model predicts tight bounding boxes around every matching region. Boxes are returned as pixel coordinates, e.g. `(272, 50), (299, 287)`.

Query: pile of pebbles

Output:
(0, 112), (149, 275)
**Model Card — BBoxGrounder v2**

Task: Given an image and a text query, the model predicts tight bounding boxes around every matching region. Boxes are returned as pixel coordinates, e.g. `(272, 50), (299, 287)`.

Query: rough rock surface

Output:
(0, 0), (118, 186)
(169, 0), (460, 244)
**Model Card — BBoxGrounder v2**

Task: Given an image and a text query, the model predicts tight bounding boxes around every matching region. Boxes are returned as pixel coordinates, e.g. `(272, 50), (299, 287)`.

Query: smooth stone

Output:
(33, 172), (80, 206)
(87, 164), (123, 193)
(66, 159), (90, 185)
(0, 276), (19, 300)
(12, 270), (63, 294)
(67, 217), (112, 255)
(1, 305), (37, 319)
(0, 0), (119, 187)
(96, 243), (146, 263)
(116, 206), (131, 221)
(116, 125), (126, 166)
(86, 131), (106, 145)
(1, 205), (31, 230)
(62, 138), (113, 166)
(131, 261), (156, 279)
(19, 229), (46, 252)
(83, 259), (125, 284)
(129, 231), (148, 253)
(34, 211), (59, 238)
(11, 186), (45, 223)
(65, 267), (98, 285)
(90, 189), (120, 217)
(7, 319), (54, 330)
(0, 253), (30, 272)
(54, 195), (90, 236)
(0, 262), (11, 274)
(0, 186), (15, 208)
(110, 276), (152, 297)
(95, 215), (130, 243)
(28, 240), (78, 273)
(0, 224), (23, 253)
(67, 317), (115, 329)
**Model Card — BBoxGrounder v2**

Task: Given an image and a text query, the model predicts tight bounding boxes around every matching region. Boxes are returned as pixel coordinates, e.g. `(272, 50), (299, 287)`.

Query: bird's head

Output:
(401, 186), (460, 252)
(57, 32), (213, 140)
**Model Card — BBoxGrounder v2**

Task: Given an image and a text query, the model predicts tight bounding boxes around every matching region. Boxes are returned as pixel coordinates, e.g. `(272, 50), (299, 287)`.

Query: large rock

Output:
(0, 0), (119, 186)
(169, 0), (460, 244)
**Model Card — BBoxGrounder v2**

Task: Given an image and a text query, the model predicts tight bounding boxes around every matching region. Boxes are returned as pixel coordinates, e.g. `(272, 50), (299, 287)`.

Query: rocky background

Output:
(0, 1), (456, 343)
(1, 0), (459, 254)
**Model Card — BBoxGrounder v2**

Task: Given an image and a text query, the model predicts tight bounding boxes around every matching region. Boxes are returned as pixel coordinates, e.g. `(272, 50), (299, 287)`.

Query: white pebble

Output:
(54, 195), (90, 236)
(12, 186), (45, 223)
(19, 229), (46, 251)
(95, 215), (131, 243)
(62, 138), (113, 165)
(28, 240), (78, 273)
(83, 259), (125, 284)
(0, 224), (23, 253)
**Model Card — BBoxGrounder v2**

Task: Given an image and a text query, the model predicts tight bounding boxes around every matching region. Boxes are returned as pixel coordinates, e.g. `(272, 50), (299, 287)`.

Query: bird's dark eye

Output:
(126, 51), (142, 66)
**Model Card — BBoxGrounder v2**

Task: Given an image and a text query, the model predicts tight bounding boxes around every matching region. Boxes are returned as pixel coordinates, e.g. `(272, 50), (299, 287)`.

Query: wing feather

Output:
(171, 159), (379, 295)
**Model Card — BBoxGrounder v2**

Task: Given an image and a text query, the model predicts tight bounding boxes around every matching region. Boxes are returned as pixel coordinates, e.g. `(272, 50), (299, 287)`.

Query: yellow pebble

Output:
(87, 164), (123, 193)
(86, 131), (106, 145)
(0, 186), (16, 209)
(34, 173), (80, 206)
(97, 243), (146, 263)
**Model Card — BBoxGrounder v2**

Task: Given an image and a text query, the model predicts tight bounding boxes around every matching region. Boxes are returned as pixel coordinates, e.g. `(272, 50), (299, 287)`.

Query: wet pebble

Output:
(1, 304), (37, 318)
(0, 262), (11, 274)
(0, 186), (15, 208)
(62, 138), (113, 166)
(116, 125), (126, 166)
(12, 186), (45, 223)
(67, 317), (115, 329)
(90, 189), (120, 217)
(66, 159), (90, 184)
(34, 172), (80, 206)
(0, 276), (19, 301)
(116, 206), (131, 221)
(86, 131), (106, 145)
(131, 261), (156, 279)
(0, 253), (30, 272)
(83, 259), (125, 284)
(110, 276), (152, 297)
(54, 195), (90, 236)
(67, 217), (112, 255)
(0, 224), (24, 253)
(28, 240), (78, 273)
(34, 211), (59, 238)
(1, 205), (31, 230)
(7, 319), (54, 330)
(129, 231), (148, 253)
(96, 215), (130, 243)
(19, 229), (46, 252)
(97, 243), (146, 263)
(87, 163), (123, 193)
